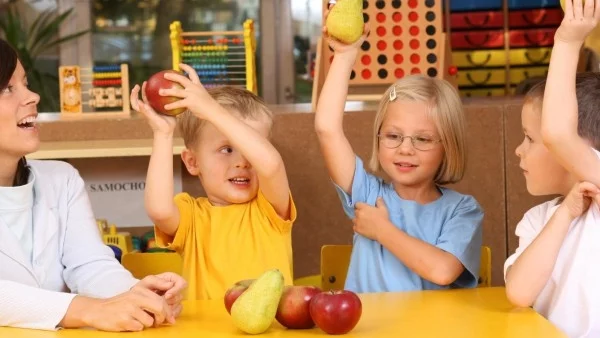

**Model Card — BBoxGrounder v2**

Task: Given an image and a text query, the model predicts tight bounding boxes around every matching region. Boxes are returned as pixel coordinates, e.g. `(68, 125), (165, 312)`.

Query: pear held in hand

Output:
(230, 269), (285, 334)
(326, 0), (364, 44)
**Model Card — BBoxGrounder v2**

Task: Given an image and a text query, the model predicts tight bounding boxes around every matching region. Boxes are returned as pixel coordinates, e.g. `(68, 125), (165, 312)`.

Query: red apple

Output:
(309, 290), (362, 335)
(275, 285), (321, 329)
(144, 70), (186, 116)
(223, 279), (255, 314)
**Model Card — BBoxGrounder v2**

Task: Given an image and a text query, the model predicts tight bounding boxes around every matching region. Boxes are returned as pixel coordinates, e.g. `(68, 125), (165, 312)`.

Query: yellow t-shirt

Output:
(154, 190), (296, 300)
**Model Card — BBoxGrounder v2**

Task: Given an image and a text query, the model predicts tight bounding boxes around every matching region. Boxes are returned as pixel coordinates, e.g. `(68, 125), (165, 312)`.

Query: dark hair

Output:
(0, 39), (30, 186)
(525, 72), (600, 151)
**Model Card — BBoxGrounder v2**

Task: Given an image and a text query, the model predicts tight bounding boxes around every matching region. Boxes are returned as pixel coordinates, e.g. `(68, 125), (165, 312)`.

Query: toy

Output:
(59, 64), (130, 117)
(141, 230), (173, 253)
(169, 19), (257, 94)
(96, 219), (134, 262)
(312, 0), (454, 107)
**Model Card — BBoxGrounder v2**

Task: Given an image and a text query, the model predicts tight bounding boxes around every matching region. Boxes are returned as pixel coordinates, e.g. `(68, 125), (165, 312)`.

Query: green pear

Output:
(326, 0), (364, 44)
(230, 269), (284, 334)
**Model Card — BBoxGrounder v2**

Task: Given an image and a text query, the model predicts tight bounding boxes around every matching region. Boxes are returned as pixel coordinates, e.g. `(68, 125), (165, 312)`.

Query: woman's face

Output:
(0, 61), (40, 159)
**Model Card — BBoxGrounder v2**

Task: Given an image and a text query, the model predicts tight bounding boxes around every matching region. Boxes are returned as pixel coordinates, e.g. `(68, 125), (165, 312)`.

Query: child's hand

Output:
(561, 181), (600, 219)
(159, 63), (217, 121)
(322, 5), (370, 56)
(353, 197), (391, 242)
(555, 0), (600, 44)
(131, 83), (176, 136)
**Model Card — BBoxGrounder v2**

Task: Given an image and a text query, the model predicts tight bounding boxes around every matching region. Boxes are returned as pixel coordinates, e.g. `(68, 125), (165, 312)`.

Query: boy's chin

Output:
(224, 190), (258, 204)
(526, 183), (559, 197)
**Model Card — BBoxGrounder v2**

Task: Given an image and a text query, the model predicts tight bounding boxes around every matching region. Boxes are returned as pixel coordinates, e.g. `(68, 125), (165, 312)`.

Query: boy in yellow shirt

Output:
(130, 64), (296, 300)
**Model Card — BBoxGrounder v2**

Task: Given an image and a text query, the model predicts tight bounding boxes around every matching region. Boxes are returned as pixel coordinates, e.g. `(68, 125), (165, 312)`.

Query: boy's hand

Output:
(560, 181), (600, 219)
(555, 0), (600, 44)
(322, 5), (370, 57)
(353, 197), (391, 242)
(131, 83), (176, 136)
(159, 64), (217, 121)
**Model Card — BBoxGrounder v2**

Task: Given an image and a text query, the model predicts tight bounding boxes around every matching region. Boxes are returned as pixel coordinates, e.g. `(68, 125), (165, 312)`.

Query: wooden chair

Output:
(121, 252), (183, 279)
(297, 244), (493, 290)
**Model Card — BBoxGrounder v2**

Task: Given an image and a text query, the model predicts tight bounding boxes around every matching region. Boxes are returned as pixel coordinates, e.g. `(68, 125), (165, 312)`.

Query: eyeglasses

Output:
(377, 132), (441, 151)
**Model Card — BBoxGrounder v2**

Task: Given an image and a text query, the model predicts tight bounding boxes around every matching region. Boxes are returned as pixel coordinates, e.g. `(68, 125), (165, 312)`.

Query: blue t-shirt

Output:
(334, 156), (483, 293)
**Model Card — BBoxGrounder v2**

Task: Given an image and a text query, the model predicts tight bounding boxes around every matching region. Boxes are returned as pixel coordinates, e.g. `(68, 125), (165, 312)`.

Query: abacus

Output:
(169, 19), (257, 94)
(312, 0), (455, 108)
(59, 64), (130, 116)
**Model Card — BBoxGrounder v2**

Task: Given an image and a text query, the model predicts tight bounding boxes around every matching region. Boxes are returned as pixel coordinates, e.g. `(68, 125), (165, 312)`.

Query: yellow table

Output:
(0, 287), (565, 337)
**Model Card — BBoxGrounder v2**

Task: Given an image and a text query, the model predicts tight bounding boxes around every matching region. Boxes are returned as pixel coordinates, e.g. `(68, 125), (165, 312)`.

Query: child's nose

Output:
(515, 143), (523, 158)
(234, 154), (251, 168)
(397, 137), (415, 155)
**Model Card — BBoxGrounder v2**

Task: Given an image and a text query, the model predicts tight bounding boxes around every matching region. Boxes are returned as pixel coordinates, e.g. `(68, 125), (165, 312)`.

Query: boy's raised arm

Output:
(159, 64), (292, 220)
(541, 0), (600, 186)
(201, 103), (292, 219)
(314, 19), (368, 194)
(131, 83), (180, 235)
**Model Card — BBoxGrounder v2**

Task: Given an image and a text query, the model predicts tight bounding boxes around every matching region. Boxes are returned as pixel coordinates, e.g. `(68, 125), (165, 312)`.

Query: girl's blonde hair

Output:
(369, 75), (467, 185)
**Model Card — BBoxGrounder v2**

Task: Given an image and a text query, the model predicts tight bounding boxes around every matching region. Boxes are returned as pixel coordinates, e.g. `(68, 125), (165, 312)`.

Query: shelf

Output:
(27, 138), (185, 160)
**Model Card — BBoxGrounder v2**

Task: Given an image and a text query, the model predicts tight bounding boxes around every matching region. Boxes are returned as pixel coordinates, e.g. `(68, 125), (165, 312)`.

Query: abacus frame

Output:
(169, 19), (257, 94)
(58, 63), (131, 118)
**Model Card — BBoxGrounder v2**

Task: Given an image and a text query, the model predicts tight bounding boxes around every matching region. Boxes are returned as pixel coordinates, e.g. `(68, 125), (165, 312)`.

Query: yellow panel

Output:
(509, 48), (552, 66)
(457, 69), (506, 86)
(460, 88), (506, 97)
(509, 66), (548, 85)
(453, 50), (506, 68)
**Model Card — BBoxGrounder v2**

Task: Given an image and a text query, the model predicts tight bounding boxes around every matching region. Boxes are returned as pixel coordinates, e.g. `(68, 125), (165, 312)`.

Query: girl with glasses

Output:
(314, 5), (483, 293)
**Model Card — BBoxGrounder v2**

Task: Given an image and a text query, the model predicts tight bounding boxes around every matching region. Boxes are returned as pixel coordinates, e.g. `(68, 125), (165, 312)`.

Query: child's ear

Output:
(181, 148), (201, 176)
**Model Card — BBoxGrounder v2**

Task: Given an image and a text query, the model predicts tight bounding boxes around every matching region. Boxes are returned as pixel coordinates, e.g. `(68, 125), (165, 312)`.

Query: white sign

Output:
(68, 156), (182, 227)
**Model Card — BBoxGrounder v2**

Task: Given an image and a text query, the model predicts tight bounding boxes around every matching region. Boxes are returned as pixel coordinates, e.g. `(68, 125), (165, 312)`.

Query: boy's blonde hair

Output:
(178, 86), (273, 148)
(369, 75), (467, 185)
(525, 72), (600, 150)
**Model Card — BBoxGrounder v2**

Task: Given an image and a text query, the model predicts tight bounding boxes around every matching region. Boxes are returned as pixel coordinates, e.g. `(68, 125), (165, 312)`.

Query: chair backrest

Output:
(320, 244), (493, 290)
(478, 245), (492, 288)
(320, 244), (352, 291)
(121, 252), (183, 279)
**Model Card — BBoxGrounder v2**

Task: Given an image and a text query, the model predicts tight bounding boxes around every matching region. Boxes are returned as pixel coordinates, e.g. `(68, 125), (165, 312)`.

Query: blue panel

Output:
(450, 0), (502, 12)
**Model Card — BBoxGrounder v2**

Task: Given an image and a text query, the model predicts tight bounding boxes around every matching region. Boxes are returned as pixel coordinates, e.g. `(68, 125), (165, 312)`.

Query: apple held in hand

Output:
(309, 290), (362, 335)
(224, 279), (255, 314)
(275, 285), (321, 329)
(144, 70), (186, 116)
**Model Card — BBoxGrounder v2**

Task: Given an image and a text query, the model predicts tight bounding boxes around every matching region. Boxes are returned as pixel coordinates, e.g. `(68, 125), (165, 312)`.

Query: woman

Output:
(0, 39), (186, 331)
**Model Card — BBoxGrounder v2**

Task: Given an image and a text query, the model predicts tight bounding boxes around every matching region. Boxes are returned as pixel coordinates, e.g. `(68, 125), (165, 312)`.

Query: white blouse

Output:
(0, 160), (138, 330)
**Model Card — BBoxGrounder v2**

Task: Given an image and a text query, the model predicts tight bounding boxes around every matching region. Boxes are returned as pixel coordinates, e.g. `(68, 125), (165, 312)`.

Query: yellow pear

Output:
(230, 269), (284, 334)
(326, 0), (364, 44)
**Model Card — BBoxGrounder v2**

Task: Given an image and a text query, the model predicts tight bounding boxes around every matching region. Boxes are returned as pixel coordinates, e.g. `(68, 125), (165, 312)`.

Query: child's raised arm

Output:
(131, 83), (180, 235)
(506, 181), (599, 307)
(314, 17), (368, 194)
(159, 64), (292, 220)
(541, 0), (600, 185)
